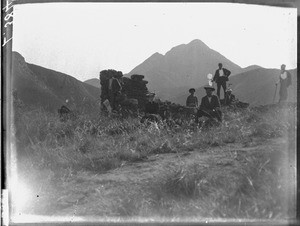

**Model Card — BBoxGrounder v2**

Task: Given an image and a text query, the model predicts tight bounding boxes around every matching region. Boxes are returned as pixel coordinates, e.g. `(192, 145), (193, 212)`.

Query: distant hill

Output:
(12, 52), (100, 113)
(229, 68), (297, 105)
(171, 68), (297, 106)
(241, 65), (263, 72)
(127, 39), (243, 100)
(84, 78), (100, 88)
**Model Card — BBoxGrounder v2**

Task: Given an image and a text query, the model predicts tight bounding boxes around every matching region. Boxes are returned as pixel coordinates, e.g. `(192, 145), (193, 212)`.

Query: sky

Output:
(12, 2), (297, 82)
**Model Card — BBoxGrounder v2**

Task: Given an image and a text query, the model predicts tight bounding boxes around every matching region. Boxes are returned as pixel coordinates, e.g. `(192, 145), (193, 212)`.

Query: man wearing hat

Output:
(186, 88), (198, 107)
(224, 88), (236, 106)
(276, 64), (292, 103)
(141, 93), (161, 123)
(195, 85), (222, 123)
(212, 63), (231, 99)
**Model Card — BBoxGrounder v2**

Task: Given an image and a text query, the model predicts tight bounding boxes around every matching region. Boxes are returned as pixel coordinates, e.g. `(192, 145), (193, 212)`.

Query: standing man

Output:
(276, 64), (292, 103)
(186, 88), (198, 107)
(213, 63), (231, 99)
(196, 86), (222, 123)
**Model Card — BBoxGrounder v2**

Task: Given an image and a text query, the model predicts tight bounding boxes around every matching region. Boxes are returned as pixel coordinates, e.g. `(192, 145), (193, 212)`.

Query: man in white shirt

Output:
(212, 63), (231, 100)
(276, 64), (292, 103)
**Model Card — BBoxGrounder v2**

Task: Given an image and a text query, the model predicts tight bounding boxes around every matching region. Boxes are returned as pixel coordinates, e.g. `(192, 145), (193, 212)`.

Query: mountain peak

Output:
(186, 39), (211, 50)
(242, 65), (263, 73)
(188, 39), (207, 46)
(143, 52), (164, 63)
(166, 39), (211, 56)
(150, 52), (163, 58)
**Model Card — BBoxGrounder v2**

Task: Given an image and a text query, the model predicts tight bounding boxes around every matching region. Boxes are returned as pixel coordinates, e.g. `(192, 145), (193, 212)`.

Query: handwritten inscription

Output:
(2, 0), (13, 47)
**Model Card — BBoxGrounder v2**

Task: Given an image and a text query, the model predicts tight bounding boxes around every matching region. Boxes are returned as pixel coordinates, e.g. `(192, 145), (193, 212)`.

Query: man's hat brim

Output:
(189, 88), (196, 93)
(204, 86), (215, 91)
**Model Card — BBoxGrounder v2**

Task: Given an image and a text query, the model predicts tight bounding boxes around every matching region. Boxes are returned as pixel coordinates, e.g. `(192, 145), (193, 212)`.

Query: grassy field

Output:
(11, 102), (297, 222)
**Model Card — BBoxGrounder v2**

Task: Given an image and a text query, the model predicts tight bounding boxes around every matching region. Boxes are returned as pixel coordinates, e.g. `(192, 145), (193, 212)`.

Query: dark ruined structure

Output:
(99, 69), (123, 106)
(121, 74), (149, 110)
(99, 70), (149, 113)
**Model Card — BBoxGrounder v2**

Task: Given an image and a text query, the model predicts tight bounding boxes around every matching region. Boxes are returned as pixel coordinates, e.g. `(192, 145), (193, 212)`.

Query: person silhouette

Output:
(212, 63), (231, 100)
(195, 85), (222, 123)
(276, 64), (292, 103)
(186, 88), (198, 107)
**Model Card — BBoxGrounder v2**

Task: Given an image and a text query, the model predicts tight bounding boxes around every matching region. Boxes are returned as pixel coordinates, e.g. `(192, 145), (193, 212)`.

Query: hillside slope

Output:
(12, 52), (100, 112)
(84, 78), (101, 88)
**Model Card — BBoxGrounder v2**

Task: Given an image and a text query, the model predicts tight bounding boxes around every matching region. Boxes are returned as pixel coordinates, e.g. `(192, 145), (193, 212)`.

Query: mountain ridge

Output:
(84, 78), (101, 88)
(12, 51), (100, 113)
(127, 39), (243, 99)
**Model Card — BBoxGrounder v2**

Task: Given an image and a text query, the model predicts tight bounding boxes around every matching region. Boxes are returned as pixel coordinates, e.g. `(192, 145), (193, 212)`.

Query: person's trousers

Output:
(279, 85), (288, 102)
(216, 81), (227, 99)
(196, 109), (222, 123)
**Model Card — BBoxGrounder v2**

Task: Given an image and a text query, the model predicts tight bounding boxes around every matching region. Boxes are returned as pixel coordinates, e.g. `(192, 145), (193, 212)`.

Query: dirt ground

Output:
(16, 135), (295, 222)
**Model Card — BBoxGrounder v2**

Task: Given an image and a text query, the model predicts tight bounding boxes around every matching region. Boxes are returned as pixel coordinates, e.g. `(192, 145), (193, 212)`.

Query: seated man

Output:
(196, 85), (222, 123)
(140, 93), (161, 123)
(224, 88), (236, 106)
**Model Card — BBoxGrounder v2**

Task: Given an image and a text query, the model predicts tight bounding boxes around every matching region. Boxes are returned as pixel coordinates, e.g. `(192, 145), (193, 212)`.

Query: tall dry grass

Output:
(12, 102), (296, 218)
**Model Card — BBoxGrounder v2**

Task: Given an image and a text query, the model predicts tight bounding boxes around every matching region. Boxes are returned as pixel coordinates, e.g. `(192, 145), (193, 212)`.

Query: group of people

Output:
(186, 85), (232, 123)
(183, 63), (292, 123)
(141, 63), (234, 124)
(185, 63), (234, 123)
(103, 62), (292, 124)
